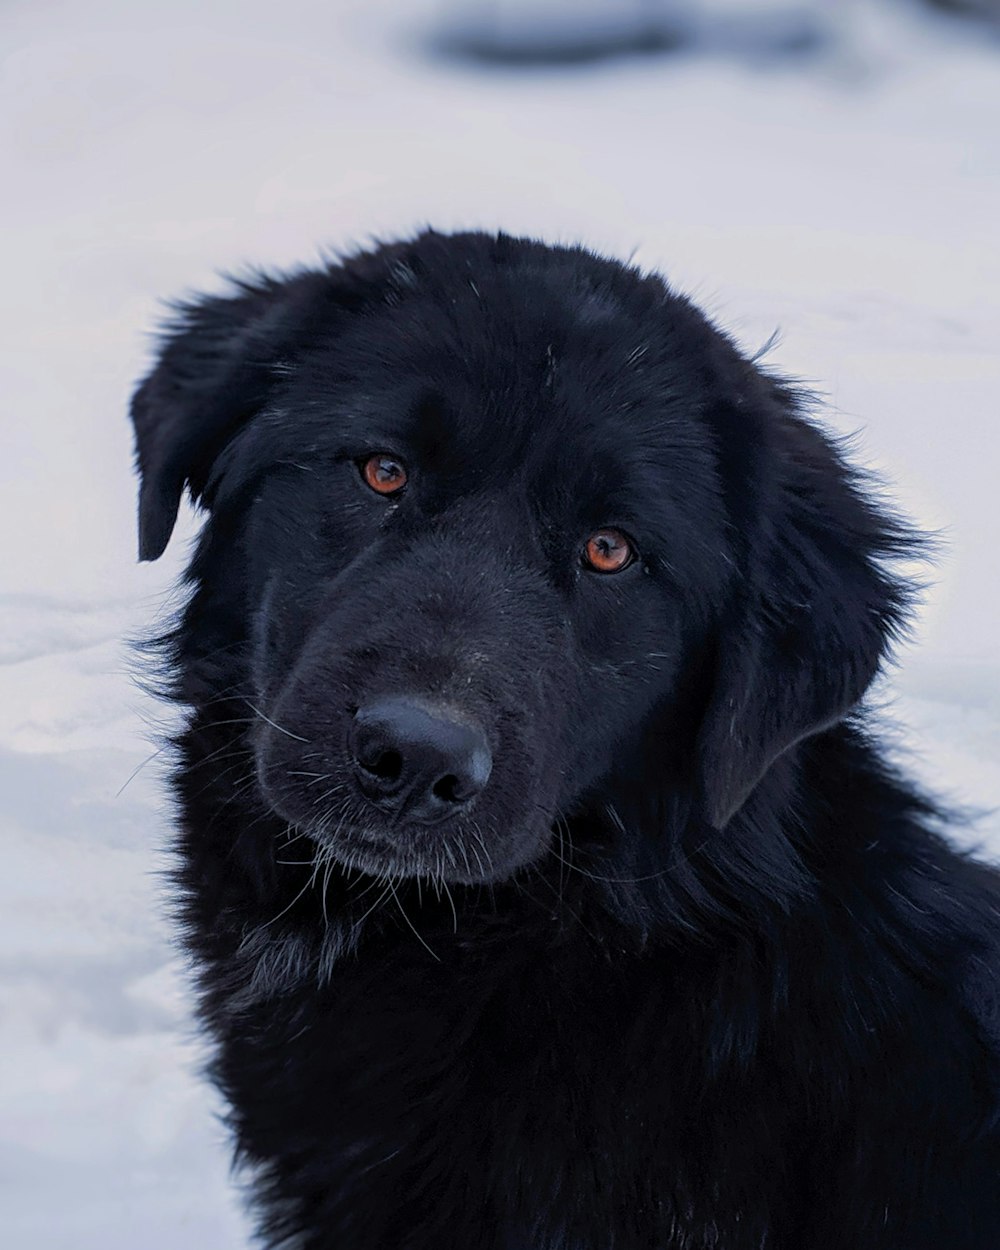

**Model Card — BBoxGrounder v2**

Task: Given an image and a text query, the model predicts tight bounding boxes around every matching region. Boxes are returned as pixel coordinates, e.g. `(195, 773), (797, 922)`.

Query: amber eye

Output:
(583, 528), (635, 574)
(361, 453), (408, 496)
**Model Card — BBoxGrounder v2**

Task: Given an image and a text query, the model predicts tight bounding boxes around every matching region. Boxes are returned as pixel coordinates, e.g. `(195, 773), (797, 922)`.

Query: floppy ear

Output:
(698, 387), (916, 829)
(130, 271), (337, 561)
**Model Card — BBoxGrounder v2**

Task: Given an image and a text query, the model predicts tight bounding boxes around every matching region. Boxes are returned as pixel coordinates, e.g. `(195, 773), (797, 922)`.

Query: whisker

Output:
(246, 701), (309, 742)
(354, 878), (396, 928)
(115, 744), (168, 797)
(389, 880), (441, 962)
(441, 874), (458, 933)
(261, 864), (320, 928)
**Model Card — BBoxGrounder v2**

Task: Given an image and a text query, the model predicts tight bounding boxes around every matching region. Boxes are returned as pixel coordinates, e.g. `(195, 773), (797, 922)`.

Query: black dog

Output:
(132, 231), (1000, 1248)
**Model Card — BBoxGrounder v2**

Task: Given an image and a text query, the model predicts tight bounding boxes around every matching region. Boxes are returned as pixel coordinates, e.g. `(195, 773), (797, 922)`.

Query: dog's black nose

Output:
(350, 697), (492, 823)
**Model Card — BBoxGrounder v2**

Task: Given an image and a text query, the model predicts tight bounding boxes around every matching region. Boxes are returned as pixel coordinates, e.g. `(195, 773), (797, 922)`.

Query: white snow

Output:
(1, 0), (998, 1244)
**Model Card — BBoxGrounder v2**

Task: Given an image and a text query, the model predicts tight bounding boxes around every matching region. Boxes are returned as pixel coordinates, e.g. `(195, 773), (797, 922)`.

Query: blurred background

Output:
(2, 0), (999, 1244)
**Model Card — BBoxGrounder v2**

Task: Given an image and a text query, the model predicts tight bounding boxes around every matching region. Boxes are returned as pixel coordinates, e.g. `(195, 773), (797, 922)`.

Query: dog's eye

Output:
(583, 529), (635, 574)
(361, 453), (408, 496)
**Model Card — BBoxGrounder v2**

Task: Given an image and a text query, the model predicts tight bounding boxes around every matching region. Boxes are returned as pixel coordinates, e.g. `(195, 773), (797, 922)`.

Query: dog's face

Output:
(221, 287), (729, 885)
(133, 232), (906, 887)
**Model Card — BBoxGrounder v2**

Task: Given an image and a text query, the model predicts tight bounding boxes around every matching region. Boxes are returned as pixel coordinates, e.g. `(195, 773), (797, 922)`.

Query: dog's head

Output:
(133, 231), (912, 888)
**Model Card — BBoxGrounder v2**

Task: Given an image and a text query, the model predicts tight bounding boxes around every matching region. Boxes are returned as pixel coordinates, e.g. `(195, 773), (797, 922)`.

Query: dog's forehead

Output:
(252, 260), (731, 578)
(297, 274), (713, 493)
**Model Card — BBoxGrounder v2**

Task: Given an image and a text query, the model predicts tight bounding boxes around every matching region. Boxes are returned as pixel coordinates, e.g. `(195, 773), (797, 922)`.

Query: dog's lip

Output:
(304, 818), (448, 863)
(304, 821), (482, 883)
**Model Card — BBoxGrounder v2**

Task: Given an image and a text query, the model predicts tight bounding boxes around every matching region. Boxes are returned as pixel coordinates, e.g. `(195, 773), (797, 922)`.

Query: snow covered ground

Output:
(1, 0), (998, 1243)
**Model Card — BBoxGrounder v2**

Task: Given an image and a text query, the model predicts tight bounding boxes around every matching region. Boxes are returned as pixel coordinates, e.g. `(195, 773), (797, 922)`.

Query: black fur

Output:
(131, 231), (1000, 1248)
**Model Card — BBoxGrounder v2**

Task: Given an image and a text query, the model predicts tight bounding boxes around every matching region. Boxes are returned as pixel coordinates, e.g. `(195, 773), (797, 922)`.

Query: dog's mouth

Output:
(255, 695), (558, 886)
(272, 804), (554, 887)
(299, 819), (506, 886)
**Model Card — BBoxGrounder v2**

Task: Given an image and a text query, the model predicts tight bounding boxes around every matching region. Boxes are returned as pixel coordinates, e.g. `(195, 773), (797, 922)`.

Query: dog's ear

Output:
(130, 271), (340, 561)
(697, 385), (917, 829)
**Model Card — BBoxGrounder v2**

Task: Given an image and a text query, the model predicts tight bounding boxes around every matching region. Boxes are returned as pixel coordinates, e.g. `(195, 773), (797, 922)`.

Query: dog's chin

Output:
(256, 755), (556, 885)
(304, 820), (550, 887)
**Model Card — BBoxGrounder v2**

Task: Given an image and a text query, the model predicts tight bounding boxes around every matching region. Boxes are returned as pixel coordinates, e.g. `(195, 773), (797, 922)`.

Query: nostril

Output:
(360, 748), (403, 783)
(432, 773), (461, 804)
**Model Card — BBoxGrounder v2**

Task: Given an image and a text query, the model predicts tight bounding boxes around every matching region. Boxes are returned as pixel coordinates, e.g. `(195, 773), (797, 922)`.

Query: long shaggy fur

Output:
(132, 231), (1000, 1249)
